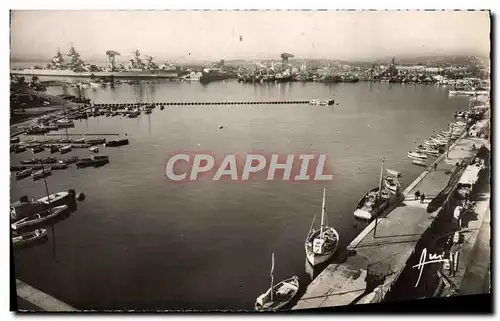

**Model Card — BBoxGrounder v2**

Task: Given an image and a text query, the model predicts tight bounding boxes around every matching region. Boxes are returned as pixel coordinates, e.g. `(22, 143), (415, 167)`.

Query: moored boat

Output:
(412, 159), (427, 167)
(15, 145), (27, 153)
(59, 145), (72, 154)
(76, 158), (94, 168)
(255, 253), (299, 312)
(60, 156), (79, 164)
(11, 205), (68, 230)
(385, 168), (401, 178)
(31, 145), (44, 153)
(408, 151), (427, 160)
(89, 146), (99, 153)
(105, 138), (129, 147)
(16, 168), (32, 180)
(32, 167), (51, 180)
(50, 145), (60, 153)
(305, 188), (340, 266)
(12, 228), (48, 247)
(37, 191), (72, 207)
(384, 176), (400, 194)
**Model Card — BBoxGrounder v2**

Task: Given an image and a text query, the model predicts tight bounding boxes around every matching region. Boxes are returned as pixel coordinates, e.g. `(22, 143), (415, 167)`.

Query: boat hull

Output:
(304, 228), (339, 266)
(11, 69), (178, 79)
(255, 277), (299, 312)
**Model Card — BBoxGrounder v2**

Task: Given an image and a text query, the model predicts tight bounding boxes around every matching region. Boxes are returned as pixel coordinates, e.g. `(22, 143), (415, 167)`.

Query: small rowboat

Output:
(32, 168), (51, 180)
(59, 145), (72, 154)
(384, 176), (400, 193)
(11, 205), (68, 230)
(12, 228), (48, 247)
(89, 146), (99, 153)
(408, 151), (428, 160)
(412, 159), (427, 167)
(16, 168), (32, 180)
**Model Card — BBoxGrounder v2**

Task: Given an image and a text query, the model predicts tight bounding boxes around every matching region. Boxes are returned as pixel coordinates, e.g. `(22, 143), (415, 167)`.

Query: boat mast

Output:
(320, 188), (326, 238)
(39, 160), (50, 203)
(378, 158), (385, 200)
(270, 252), (275, 301)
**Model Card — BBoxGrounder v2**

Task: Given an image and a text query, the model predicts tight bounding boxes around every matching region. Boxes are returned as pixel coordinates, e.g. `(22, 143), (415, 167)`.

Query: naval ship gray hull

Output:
(10, 69), (178, 79)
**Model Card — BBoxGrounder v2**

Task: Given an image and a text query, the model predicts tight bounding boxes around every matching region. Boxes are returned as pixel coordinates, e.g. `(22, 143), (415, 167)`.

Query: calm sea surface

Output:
(11, 80), (469, 310)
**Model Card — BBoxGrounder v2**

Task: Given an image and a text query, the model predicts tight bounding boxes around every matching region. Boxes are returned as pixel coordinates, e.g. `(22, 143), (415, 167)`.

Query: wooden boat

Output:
(89, 146), (99, 153)
(384, 176), (400, 194)
(59, 145), (72, 154)
(105, 139), (129, 147)
(91, 155), (109, 162)
(305, 188), (340, 266)
(11, 137), (20, 144)
(92, 158), (109, 167)
(15, 145), (27, 153)
(255, 253), (299, 312)
(160, 106), (165, 110)
(32, 168), (51, 180)
(16, 168), (32, 180)
(86, 138), (106, 145)
(11, 205), (68, 230)
(412, 159), (427, 167)
(408, 151), (427, 160)
(354, 159), (393, 221)
(423, 149), (440, 157)
(37, 191), (72, 207)
(145, 109), (152, 114)
(50, 145), (60, 153)
(73, 137), (86, 144)
(12, 229), (48, 247)
(31, 145), (44, 153)
(21, 157), (42, 165)
(76, 158), (94, 168)
(385, 168), (401, 178)
(127, 112), (138, 118)
(56, 118), (75, 128)
(60, 156), (79, 164)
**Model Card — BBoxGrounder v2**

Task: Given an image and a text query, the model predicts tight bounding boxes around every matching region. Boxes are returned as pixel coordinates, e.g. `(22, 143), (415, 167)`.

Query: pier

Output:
(92, 100), (310, 108)
(16, 279), (78, 312)
(293, 117), (489, 310)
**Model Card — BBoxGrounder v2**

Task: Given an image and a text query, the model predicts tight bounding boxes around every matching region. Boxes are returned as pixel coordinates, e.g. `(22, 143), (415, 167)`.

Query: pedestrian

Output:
(415, 190), (421, 200)
(420, 193), (426, 204)
(433, 163), (437, 171)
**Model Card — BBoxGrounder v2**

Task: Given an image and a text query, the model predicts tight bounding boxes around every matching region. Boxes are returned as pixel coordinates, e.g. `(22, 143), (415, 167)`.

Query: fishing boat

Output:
(15, 145), (27, 153)
(76, 158), (94, 168)
(21, 157), (42, 165)
(412, 159), (427, 167)
(86, 138), (106, 145)
(31, 145), (44, 153)
(12, 229), (48, 247)
(408, 151), (427, 160)
(50, 145), (60, 153)
(89, 146), (99, 153)
(305, 188), (340, 266)
(60, 156), (79, 164)
(105, 139), (129, 147)
(255, 253), (299, 312)
(16, 168), (32, 180)
(11, 205), (68, 230)
(32, 167), (51, 180)
(423, 149), (440, 157)
(384, 176), (400, 194)
(385, 168), (401, 178)
(56, 118), (75, 128)
(37, 191), (71, 207)
(73, 137), (86, 144)
(354, 159), (393, 221)
(59, 145), (72, 154)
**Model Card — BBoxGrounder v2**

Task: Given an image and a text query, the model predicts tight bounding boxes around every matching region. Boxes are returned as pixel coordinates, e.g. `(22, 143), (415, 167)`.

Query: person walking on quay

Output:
(420, 193), (426, 204)
(415, 190), (421, 200)
(433, 163), (438, 171)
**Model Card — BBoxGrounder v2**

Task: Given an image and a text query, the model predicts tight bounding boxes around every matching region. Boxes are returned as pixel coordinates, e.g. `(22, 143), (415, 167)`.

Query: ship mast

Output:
(270, 252), (275, 301)
(320, 188), (326, 238)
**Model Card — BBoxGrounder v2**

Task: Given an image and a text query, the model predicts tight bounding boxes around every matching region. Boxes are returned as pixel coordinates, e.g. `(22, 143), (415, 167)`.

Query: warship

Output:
(11, 47), (178, 79)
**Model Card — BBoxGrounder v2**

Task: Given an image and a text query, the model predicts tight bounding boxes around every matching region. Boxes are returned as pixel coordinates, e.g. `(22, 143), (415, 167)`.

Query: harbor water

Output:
(11, 80), (470, 310)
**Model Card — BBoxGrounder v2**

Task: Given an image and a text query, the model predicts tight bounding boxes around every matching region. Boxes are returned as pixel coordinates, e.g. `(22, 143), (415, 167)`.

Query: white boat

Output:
(423, 149), (440, 157)
(74, 137), (86, 144)
(255, 253), (299, 312)
(408, 151), (428, 160)
(412, 159), (427, 167)
(384, 176), (400, 194)
(305, 188), (340, 266)
(430, 137), (447, 145)
(11, 205), (68, 230)
(424, 140), (439, 148)
(12, 228), (47, 247)
(59, 145), (72, 154)
(90, 82), (101, 88)
(385, 168), (401, 178)
(353, 159), (394, 221)
(32, 167), (51, 180)
(89, 146), (99, 153)
(37, 191), (70, 206)
(56, 118), (74, 128)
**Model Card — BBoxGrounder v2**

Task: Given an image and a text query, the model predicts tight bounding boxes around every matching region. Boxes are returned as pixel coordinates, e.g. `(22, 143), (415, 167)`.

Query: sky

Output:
(10, 10), (491, 63)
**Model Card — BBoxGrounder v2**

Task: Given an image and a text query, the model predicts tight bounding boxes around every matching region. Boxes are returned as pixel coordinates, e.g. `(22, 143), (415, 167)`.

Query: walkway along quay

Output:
(92, 100), (311, 107)
(292, 116), (489, 310)
(16, 279), (78, 312)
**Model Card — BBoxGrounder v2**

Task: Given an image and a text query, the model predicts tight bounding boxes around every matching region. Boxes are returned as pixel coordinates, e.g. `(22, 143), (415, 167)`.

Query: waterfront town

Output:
(10, 10), (491, 313)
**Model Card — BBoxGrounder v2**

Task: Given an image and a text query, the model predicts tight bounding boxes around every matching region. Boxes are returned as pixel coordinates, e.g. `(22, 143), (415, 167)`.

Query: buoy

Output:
(76, 192), (85, 201)
(218, 125), (224, 130)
